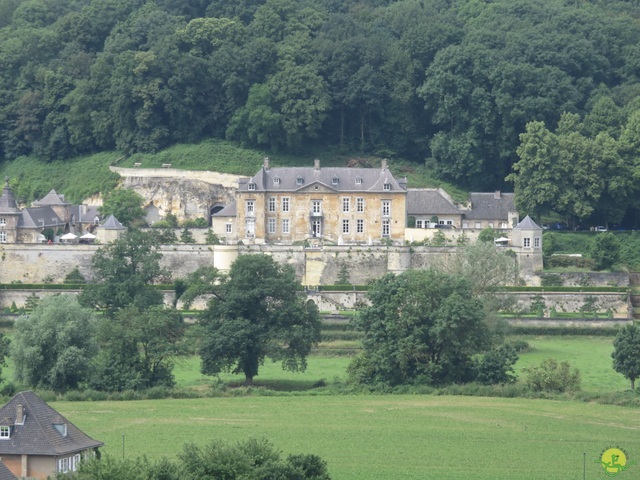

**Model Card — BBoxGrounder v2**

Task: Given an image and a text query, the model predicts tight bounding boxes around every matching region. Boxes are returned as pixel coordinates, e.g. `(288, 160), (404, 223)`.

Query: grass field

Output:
(172, 335), (631, 394)
(53, 395), (640, 480)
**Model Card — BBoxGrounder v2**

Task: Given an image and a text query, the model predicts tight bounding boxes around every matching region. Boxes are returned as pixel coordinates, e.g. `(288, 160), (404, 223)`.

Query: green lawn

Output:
(175, 335), (630, 394)
(53, 395), (640, 480)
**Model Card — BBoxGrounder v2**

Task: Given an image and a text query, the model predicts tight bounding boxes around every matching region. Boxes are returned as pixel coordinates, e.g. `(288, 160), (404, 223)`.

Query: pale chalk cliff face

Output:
(108, 167), (240, 223)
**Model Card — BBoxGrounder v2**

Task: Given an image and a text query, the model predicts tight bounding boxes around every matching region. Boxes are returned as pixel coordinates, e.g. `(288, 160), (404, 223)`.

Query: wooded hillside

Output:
(1, 0), (640, 224)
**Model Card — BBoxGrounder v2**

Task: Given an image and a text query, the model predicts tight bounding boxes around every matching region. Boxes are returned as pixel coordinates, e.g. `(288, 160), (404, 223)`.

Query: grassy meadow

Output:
(53, 395), (640, 480)
(48, 334), (638, 480)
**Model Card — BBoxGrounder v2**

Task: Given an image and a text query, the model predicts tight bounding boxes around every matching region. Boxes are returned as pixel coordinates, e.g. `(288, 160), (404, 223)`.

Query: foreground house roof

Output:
(0, 462), (15, 480)
(0, 391), (103, 456)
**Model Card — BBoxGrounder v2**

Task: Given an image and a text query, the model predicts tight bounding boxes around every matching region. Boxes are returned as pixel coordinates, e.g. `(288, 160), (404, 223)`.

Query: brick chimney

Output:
(314, 159), (320, 170)
(263, 157), (270, 171)
(16, 404), (23, 424)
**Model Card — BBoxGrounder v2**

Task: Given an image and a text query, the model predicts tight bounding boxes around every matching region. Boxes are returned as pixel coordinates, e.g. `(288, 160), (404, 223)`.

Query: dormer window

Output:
(332, 176), (339, 185)
(273, 177), (280, 186)
(355, 177), (362, 185)
(296, 176), (304, 186)
(383, 182), (391, 191)
(248, 183), (256, 191)
(0, 426), (10, 438)
(54, 423), (67, 437)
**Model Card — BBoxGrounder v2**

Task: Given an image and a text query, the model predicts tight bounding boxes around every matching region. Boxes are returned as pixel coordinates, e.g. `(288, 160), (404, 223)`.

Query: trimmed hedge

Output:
(545, 256), (596, 269)
(498, 286), (627, 293)
(510, 325), (623, 336)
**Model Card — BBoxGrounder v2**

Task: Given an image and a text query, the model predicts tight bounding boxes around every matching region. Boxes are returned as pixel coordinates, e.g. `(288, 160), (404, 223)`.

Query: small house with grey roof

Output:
(229, 158), (408, 244)
(0, 391), (103, 479)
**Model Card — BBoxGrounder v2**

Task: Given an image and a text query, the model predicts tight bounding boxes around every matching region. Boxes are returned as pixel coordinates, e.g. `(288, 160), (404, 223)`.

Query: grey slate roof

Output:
(514, 215), (541, 230)
(0, 180), (19, 214)
(463, 192), (515, 220)
(33, 189), (69, 206)
(0, 391), (103, 457)
(0, 462), (15, 480)
(100, 215), (126, 230)
(17, 207), (63, 228)
(240, 164), (407, 193)
(72, 205), (101, 224)
(212, 201), (237, 217)
(406, 189), (460, 216)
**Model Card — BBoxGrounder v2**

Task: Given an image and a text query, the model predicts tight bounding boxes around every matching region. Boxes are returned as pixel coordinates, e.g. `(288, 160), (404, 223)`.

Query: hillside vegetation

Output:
(0, 140), (467, 204)
(2, 0), (640, 222)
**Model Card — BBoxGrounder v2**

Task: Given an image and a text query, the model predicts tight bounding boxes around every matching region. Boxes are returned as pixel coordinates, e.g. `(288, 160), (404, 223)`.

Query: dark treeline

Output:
(2, 0), (640, 191)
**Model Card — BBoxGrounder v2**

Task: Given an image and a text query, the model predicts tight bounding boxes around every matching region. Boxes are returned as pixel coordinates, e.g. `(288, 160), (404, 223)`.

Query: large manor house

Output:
(0, 158), (537, 250)
(211, 158), (521, 245)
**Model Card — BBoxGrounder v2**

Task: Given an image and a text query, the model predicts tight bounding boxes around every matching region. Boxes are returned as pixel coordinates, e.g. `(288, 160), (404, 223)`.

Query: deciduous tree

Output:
(198, 255), (321, 385)
(612, 322), (640, 391)
(78, 230), (167, 315)
(12, 295), (97, 392)
(349, 270), (488, 386)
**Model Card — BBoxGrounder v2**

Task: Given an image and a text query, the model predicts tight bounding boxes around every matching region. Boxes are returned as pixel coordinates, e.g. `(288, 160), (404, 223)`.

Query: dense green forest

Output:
(2, 0), (640, 225)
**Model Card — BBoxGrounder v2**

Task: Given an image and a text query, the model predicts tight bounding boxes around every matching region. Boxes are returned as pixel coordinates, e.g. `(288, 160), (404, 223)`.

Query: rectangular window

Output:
(488, 222), (494, 228)
(72, 454), (81, 471)
(357, 219), (364, 233)
(312, 201), (322, 214)
(0, 218), (5, 225)
(524, 237), (531, 247)
(342, 198), (350, 213)
(59, 458), (69, 473)
(446, 220), (453, 225)
(534, 237), (540, 248)
(462, 222), (469, 228)
(0, 426), (9, 438)
(475, 222), (482, 229)
(416, 220), (423, 228)
(282, 197), (290, 212)
(383, 183), (391, 191)
(282, 219), (290, 234)
(246, 201), (255, 215)
(268, 218), (276, 234)
(0, 231), (5, 243)
(382, 219), (390, 237)
(382, 201), (391, 217)
(225, 223), (232, 234)
(248, 183), (256, 191)
(342, 219), (350, 234)
(356, 198), (364, 212)
(268, 197), (276, 212)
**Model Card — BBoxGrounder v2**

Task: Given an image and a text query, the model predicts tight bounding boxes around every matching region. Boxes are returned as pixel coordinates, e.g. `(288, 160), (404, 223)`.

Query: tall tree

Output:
(99, 188), (146, 227)
(78, 230), (167, 315)
(12, 295), (97, 392)
(198, 255), (321, 385)
(349, 269), (488, 386)
(612, 323), (640, 391)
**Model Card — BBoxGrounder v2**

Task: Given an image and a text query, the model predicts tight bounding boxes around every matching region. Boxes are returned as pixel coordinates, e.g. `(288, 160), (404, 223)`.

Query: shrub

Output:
(592, 232), (621, 270)
(540, 273), (563, 287)
(475, 344), (519, 385)
(182, 217), (208, 228)
(523, 358), (581, 392)
(478, 228), (496, 243)
(64, 267), (86, 284)
(205, 229), (221, 245)
(545, 256), (595, 269)
(180, 227), (195, 244)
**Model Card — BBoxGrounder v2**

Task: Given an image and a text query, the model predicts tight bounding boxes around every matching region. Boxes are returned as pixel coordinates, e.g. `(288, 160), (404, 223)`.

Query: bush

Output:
(545, 256), (596, 269)
(523, 358), (581, 392)
(592, 232), (621, 270)
(182, 217), (208, 228)
(540, 273), (563, 287)
(64, 267), (86, 284)
(475, 344), (519, 385)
